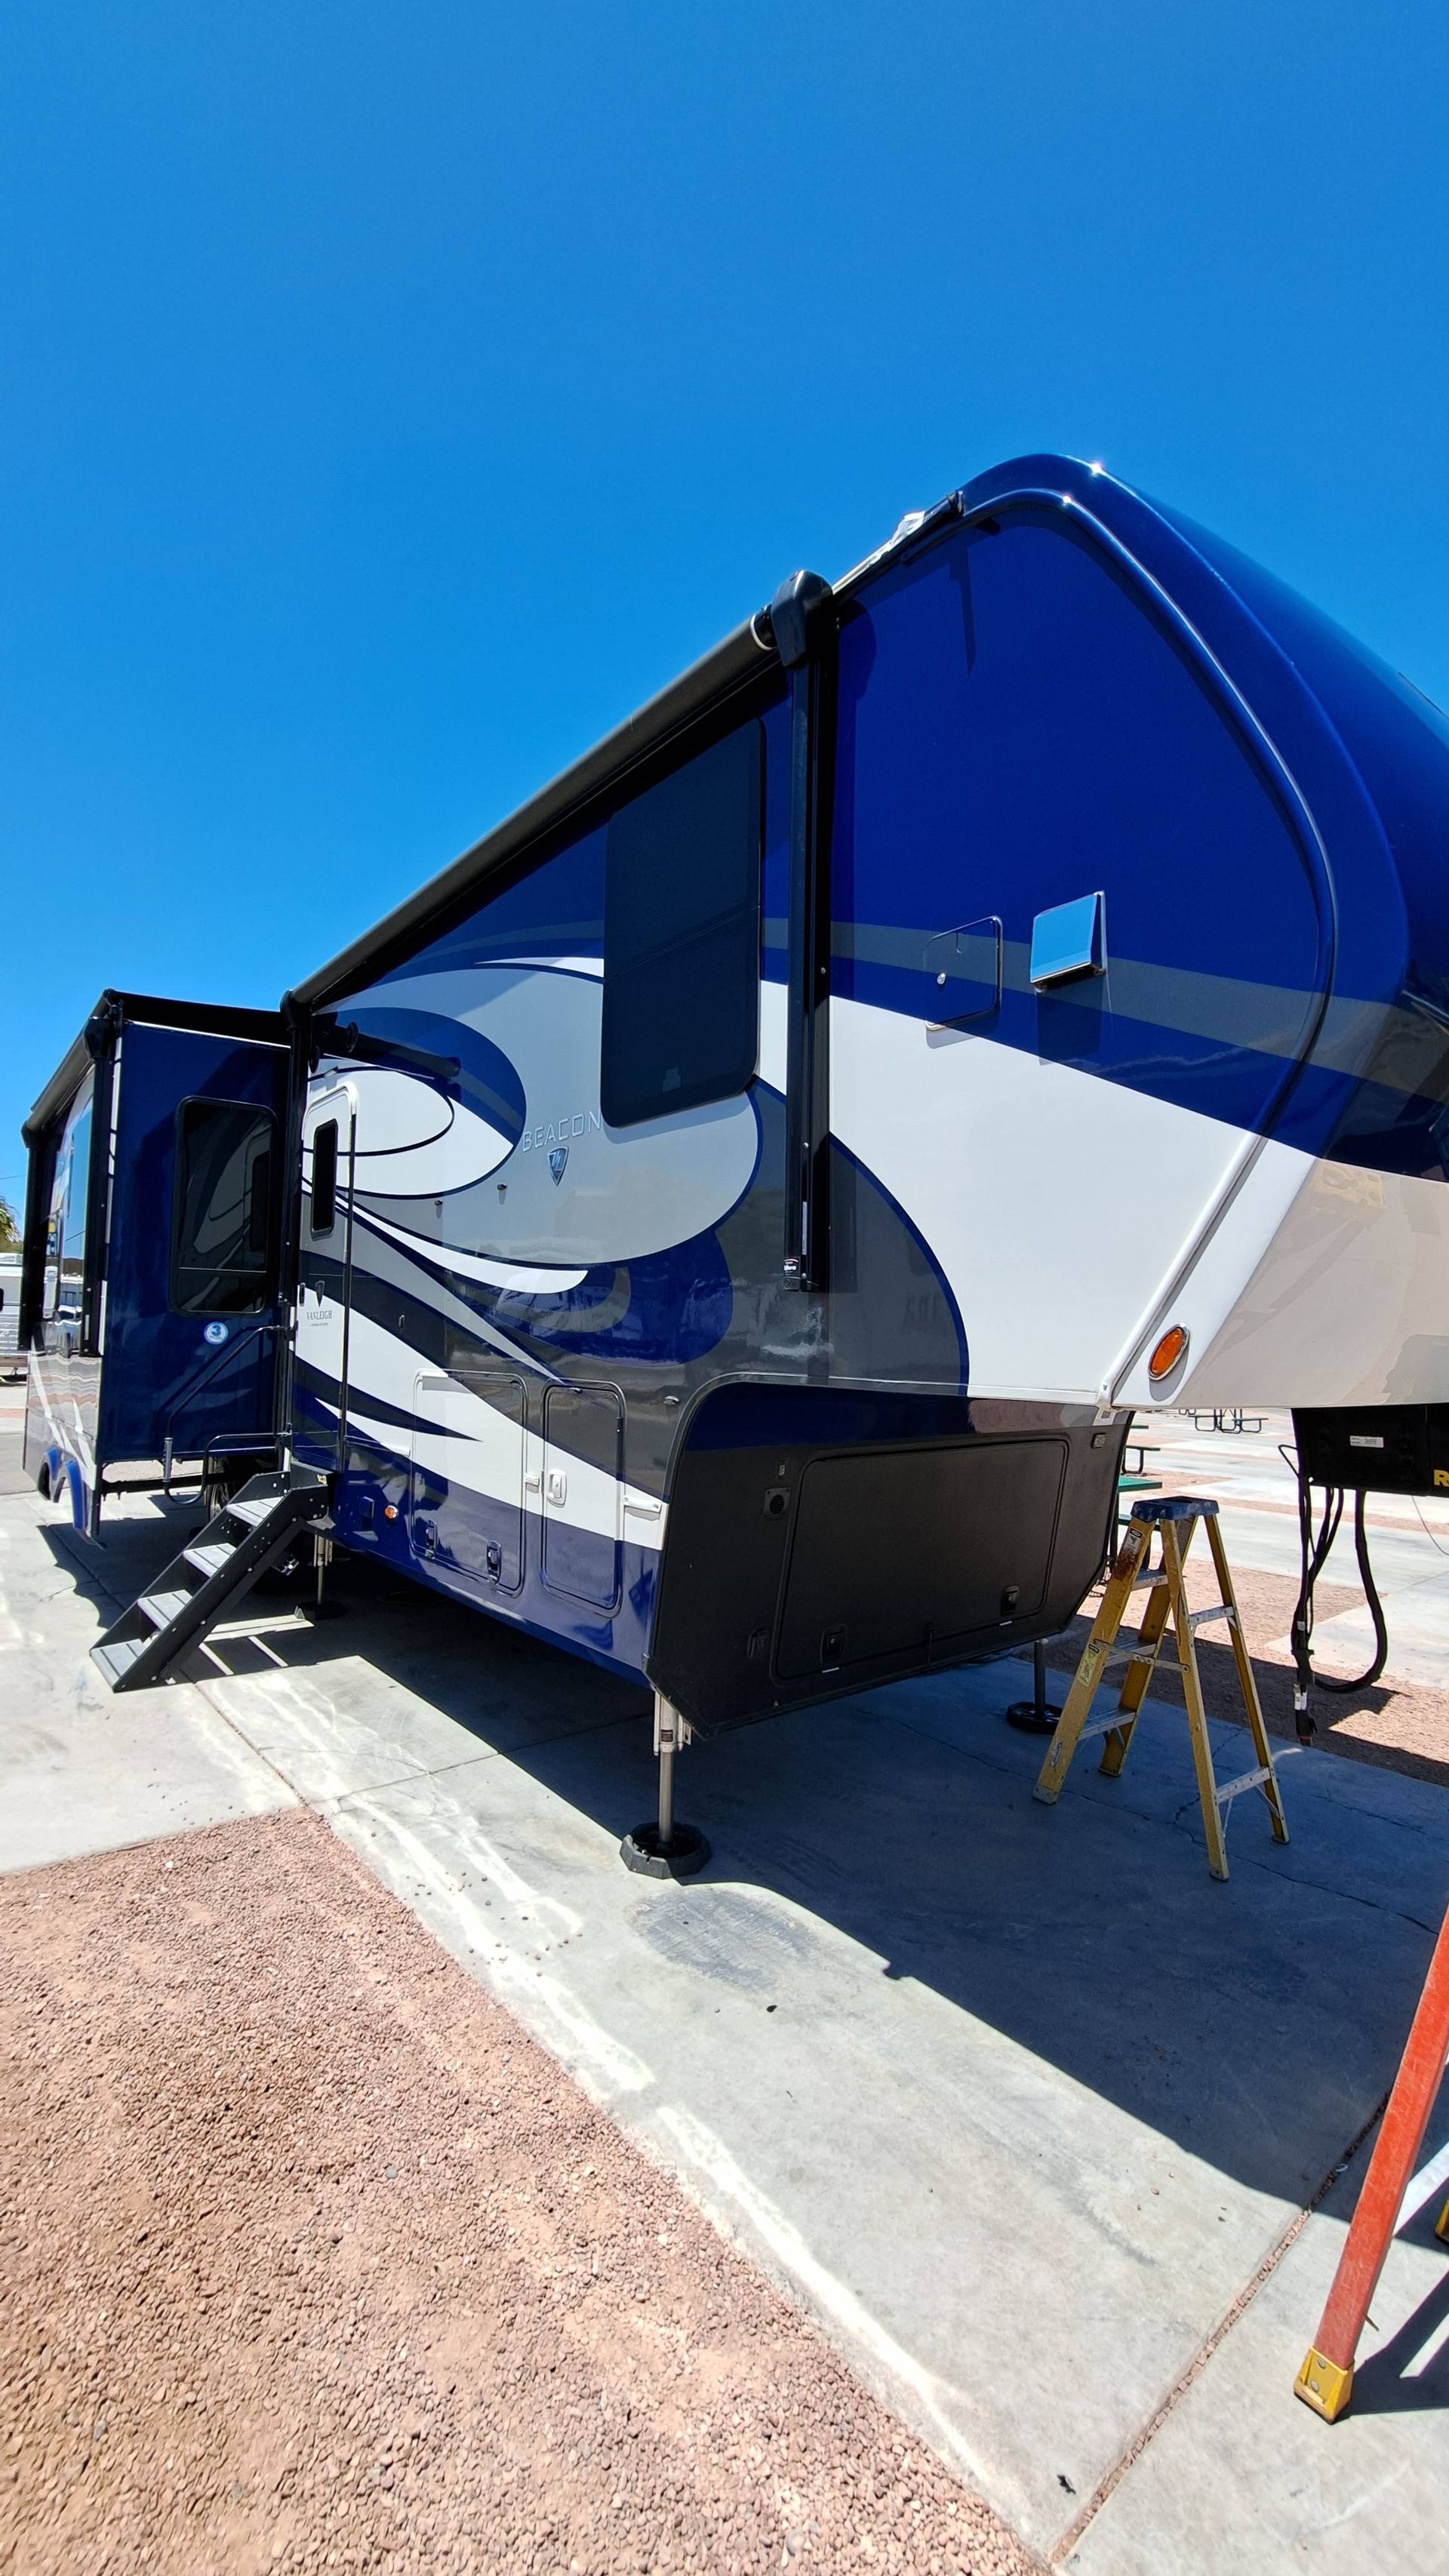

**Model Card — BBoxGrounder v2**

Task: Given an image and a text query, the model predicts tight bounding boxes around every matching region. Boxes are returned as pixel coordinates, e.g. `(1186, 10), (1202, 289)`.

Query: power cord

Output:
(1291, 1474), (1389, 1736)
(1411, 1493), (1449, 1559)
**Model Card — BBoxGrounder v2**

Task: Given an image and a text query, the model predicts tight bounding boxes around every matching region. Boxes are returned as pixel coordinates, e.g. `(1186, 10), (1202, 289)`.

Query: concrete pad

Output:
(0, 1387), (34, 1497)
(328, 1661), (1449, 2556)
(2, 1462), (649, 1842)
(1066, 2091), (1449, 2574)
(0, 1498), (298, 1872)
(195, 1584), (648, 1805)
(8, 1445), (1449, 2565)
(883, 1670), (1447, 1924)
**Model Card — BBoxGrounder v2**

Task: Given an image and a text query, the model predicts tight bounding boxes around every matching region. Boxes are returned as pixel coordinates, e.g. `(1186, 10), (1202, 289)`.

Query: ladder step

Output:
(1099, 1639), (1168, 1671)
(1035, 1493), (1295, 1878)
(1214, 1747), (1303, 1808)
(227, 1495), (281, 1528)
(1097, 1608), (1233, 1670)
(1078, 1710), (1145, 1745)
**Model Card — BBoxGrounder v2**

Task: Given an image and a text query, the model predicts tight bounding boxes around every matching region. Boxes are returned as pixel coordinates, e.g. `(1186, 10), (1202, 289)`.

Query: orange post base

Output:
(1295, 1894), (1449, 2420)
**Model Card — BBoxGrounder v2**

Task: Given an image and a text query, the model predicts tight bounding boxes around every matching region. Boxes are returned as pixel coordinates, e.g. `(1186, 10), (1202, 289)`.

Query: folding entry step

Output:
(90, 1467), (331, 1692)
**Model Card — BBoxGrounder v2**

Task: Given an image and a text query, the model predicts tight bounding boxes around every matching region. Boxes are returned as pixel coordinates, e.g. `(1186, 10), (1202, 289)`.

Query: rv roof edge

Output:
(23, 991), (288, 1141)
(288, 611), (780, 1013)
(23, 1032), (94, 1147)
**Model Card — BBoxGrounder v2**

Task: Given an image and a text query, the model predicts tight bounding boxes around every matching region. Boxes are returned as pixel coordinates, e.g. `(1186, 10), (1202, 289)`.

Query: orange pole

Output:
(1296, 1891), (1449, 2420)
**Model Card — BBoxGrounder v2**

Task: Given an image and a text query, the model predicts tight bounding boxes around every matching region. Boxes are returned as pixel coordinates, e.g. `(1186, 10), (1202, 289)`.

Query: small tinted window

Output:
(171, 1100), (277, 1316)
(47, 1093), (93, 1321)
(601, 719), (763, 1128)
(310, 1120), (339, 1236)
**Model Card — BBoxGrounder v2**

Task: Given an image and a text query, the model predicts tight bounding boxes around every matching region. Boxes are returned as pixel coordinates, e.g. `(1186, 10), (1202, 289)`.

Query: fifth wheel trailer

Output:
(23, 451), (1449, 1850)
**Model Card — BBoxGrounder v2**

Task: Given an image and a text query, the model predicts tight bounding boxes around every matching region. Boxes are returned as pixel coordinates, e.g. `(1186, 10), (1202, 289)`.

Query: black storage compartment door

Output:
(776, 1437), (1068, 1681)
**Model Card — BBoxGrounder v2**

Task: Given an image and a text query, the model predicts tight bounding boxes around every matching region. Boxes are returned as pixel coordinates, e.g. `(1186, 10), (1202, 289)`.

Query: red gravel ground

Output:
(0, 1808), (1032, 2576)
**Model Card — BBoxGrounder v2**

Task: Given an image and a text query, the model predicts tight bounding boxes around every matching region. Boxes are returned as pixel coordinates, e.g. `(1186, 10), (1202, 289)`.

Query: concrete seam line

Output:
(1048, 2091), (1392, 2565)
(191, 1664), (315, 1809)
(654, 2103), (1020, 2519)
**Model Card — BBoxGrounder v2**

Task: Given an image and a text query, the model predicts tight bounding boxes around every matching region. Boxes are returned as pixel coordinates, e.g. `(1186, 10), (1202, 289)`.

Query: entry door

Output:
(410, 1371), (526, 1593)
(293, 1085), (356, 1471)
(541, 1384), (623, 1611)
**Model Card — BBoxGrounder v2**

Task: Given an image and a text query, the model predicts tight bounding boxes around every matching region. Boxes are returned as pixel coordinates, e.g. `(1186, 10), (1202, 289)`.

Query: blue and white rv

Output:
(23, 454), (1449, 1866)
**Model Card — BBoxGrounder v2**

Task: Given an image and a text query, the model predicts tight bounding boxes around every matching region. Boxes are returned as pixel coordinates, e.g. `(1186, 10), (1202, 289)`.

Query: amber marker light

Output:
(1149, 1324), (1189, 1381)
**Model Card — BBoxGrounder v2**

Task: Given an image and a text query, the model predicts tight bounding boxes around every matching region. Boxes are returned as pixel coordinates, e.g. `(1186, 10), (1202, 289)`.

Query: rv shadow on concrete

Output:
(42, 1505), (1449, 2249)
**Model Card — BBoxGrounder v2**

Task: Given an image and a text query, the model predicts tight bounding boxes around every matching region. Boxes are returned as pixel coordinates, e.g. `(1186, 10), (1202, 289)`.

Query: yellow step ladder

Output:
(1033, 1495), (1296, 1879)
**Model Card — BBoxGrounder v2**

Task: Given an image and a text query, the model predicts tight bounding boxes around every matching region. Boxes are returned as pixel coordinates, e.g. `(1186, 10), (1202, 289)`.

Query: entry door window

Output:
(171, 1099), (277, 1316)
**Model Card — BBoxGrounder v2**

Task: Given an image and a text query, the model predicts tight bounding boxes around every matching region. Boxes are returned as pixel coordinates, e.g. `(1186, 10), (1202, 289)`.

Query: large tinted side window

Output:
(601, 719), (763, 1129)
(171, 1100), (277, 1316)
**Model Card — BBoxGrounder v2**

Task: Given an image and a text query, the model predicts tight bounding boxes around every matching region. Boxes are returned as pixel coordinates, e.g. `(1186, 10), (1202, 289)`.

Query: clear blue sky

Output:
(4, 0), (1447, 1217)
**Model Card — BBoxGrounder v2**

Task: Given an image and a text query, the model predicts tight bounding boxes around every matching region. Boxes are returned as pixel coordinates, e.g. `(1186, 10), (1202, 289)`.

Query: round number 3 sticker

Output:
(203, 1321), (230, 1346)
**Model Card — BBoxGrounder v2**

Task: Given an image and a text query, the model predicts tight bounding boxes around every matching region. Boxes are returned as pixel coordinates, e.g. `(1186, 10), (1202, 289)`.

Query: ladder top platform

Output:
(1127, 1494), (1219, 1522)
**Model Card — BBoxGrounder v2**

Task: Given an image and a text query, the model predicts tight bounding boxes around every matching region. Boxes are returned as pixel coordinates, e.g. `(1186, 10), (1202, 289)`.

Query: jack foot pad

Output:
(620, 1821), (710, 1879)
(1005, 1698), (1062, 1735)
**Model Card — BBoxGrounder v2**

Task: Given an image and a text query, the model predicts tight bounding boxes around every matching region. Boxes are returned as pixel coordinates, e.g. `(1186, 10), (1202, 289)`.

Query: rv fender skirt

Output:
(619, 1822), (710, 1880)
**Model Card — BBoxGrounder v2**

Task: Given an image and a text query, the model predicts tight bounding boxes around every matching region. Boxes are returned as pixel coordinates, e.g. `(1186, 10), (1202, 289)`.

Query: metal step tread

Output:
(91, 1469), (331, 1691)
(184, 1540), (238, 1578)
(91, 1637), (146, 1684)
(136, 1587), (196, 1630)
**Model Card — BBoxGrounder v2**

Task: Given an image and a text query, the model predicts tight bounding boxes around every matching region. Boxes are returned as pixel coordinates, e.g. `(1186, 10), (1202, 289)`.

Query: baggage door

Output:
(293, 1085), (355, 1472)
(541, 1384), (623, 1611)
(410, 1371), (526, 1593)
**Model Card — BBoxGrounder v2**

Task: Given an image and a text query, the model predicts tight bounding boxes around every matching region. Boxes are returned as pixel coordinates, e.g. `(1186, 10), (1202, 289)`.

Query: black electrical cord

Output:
(1291, 1476), (1389, 1735)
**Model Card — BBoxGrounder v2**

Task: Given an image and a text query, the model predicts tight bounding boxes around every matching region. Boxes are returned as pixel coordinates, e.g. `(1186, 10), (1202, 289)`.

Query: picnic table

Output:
(1117, 1424), (1162, 1533)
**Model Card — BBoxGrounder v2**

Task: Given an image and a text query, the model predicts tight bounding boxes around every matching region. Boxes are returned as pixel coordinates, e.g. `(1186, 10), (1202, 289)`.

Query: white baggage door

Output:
(410, 1369), (527, 1593)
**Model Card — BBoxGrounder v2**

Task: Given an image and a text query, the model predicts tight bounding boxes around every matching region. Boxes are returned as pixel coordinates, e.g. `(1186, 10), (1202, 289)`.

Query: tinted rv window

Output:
(47, 1088), (94, 1320)
(310, 1120), (339, 1236)
(171, 1100), (277, 1316)
(601, 720), (763, 1128)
